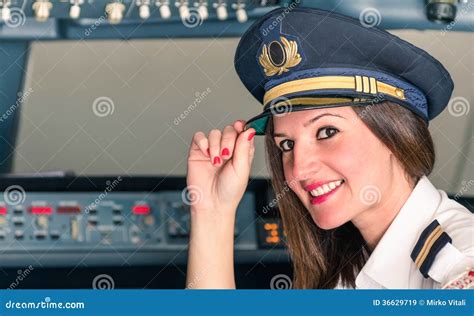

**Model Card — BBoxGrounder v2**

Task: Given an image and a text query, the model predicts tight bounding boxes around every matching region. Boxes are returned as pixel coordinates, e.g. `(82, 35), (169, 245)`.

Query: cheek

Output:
(282, 159), (304, 195)
(332, 133), (382, 181)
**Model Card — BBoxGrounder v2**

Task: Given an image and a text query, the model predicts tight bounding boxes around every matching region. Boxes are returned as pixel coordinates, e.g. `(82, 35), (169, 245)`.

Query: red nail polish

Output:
(213, 156), (221, 165)
(222, 148), (230, 156)
(248, 132), (256, 141)
(206, 148), (210, 156)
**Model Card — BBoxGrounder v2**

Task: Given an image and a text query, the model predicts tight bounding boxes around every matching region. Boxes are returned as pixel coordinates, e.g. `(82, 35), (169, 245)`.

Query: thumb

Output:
(232, 128), (256, 175)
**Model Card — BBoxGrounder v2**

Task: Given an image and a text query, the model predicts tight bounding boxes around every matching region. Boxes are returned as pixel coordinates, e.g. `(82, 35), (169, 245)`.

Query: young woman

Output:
(186, 7), (473, 289)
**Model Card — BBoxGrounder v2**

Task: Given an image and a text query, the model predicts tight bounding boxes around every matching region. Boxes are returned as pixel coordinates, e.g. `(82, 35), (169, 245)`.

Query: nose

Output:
(291, 140), (321, 181)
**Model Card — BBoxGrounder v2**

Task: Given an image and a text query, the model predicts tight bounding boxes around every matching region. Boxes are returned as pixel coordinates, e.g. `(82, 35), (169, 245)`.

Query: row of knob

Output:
(0, 0), (249, 24)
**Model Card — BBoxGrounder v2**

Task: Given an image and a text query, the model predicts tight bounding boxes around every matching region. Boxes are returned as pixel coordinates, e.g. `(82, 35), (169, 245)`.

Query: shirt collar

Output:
(355, 175), (442, 289)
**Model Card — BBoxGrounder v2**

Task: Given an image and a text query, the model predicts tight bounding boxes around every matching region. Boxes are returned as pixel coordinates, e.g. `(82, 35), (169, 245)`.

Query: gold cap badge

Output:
(258, 36), (302, 77)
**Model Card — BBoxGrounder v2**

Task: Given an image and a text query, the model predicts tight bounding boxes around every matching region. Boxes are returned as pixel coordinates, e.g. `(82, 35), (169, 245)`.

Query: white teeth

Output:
(309, 180), (344, 197)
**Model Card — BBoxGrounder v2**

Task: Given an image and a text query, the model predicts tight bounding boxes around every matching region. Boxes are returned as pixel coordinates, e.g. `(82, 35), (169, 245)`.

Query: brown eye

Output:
(317, 127), (339, 140)
(279, 139), (294, 152)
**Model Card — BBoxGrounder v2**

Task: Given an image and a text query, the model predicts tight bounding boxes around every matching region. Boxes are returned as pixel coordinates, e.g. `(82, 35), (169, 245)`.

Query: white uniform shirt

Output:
(351, 175), (473, 289)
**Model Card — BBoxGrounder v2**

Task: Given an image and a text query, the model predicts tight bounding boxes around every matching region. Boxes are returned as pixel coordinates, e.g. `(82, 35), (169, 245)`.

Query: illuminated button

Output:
(0, 206), (7, 215)
(132, 204), (150, 215)
(266, 236), (280, 244)
(264, 223), (278, 230)
(30, 206), (53, 215)
(57, 205), (81, 214)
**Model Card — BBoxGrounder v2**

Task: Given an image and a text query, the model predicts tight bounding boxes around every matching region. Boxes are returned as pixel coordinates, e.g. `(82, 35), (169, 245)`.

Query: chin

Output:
(309, 209), (349, 230)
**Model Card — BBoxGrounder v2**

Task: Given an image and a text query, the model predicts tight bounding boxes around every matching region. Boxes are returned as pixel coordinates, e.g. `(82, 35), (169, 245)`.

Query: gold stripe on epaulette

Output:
(414, 225), (443, 268)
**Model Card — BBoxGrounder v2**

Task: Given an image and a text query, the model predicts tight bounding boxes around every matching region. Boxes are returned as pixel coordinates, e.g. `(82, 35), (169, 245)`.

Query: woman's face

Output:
(272, 106), (398, 230)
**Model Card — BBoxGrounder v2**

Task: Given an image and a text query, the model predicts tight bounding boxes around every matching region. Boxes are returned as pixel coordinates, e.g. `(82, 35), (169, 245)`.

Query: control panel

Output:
(0, 176), (288, 267)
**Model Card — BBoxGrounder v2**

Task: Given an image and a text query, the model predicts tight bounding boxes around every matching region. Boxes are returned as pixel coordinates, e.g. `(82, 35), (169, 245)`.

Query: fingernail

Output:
(221, 148), (230, 156)
(213, 156), (221, 165)
(248, 132), (256, 141)
(206, 148), (210, 156)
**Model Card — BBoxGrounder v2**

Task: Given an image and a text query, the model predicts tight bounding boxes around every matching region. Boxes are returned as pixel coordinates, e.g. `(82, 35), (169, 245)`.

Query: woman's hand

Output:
(186, 120), (256, 216)
(186, 120), (256, 289)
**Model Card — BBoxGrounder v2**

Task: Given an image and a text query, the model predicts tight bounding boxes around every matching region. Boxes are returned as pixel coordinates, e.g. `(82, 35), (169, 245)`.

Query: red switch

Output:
(30, 206), (53, 215)
(132, 204), (150, 215)
(0, 207), (6, 215)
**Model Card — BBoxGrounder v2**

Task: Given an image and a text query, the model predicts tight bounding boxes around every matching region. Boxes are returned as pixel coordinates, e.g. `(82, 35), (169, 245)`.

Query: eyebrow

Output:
(273, 113), (345, 137)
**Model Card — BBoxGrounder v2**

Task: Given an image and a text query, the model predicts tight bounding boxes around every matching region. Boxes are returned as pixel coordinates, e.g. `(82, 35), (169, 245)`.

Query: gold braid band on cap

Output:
(268, 97), (354, 110)
(263, 75), (406, 106)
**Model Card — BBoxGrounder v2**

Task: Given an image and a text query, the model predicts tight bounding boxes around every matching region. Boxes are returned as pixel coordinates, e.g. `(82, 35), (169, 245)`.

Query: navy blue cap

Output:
(234, 7), (454, 135)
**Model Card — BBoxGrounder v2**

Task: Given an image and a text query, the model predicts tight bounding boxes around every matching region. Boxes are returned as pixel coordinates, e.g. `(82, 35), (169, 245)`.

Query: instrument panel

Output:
(0, 175), (288, 268)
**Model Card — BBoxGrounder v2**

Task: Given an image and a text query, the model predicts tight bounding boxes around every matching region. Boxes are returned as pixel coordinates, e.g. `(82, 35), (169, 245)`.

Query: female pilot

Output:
(185, 7), (473, 289)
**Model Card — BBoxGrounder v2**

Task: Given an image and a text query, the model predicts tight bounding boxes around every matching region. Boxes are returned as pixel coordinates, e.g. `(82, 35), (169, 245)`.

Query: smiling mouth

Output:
(308, 179), (345, 197)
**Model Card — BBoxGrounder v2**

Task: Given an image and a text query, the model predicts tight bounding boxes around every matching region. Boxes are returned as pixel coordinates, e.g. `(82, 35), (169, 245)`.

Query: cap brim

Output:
(244, 99), (377, 136)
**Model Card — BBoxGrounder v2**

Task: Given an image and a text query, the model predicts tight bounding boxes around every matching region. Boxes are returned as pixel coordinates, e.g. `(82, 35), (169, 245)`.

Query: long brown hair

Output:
(264, 101), (435, 288)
